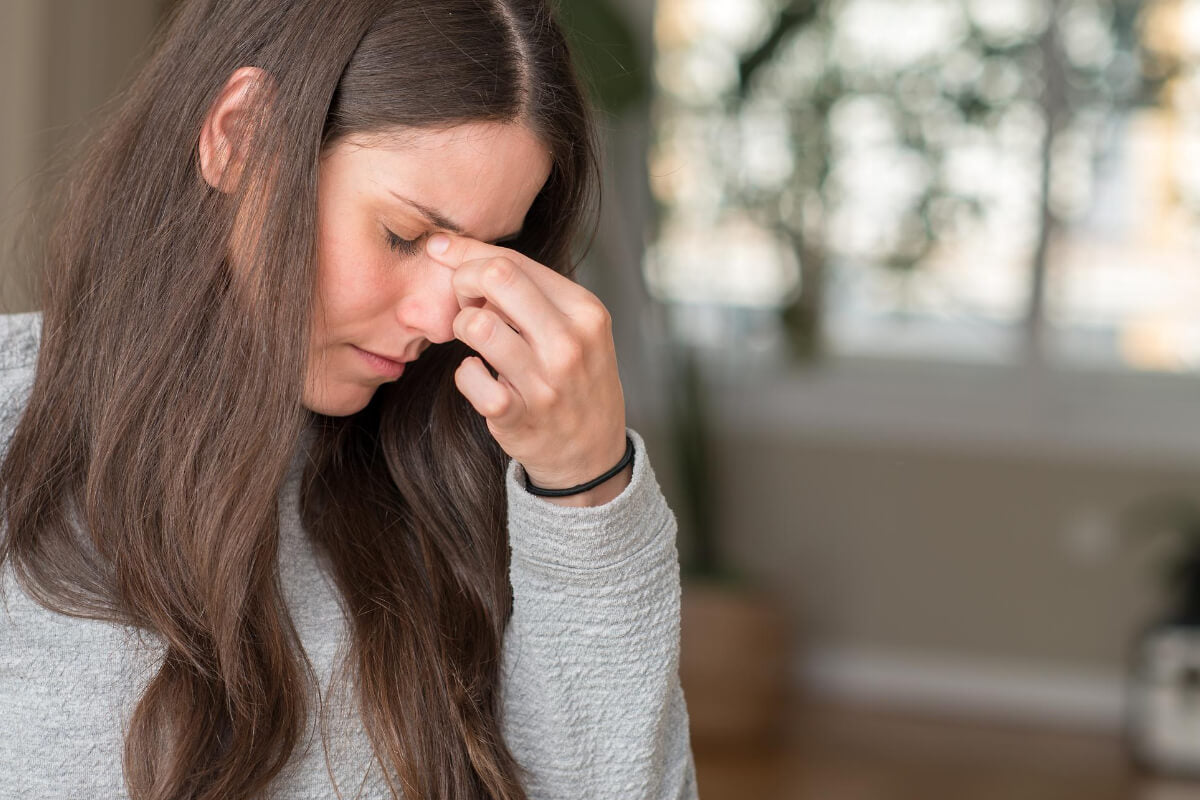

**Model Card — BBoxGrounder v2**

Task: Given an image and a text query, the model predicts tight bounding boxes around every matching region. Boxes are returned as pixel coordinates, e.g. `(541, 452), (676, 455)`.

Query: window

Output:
(648, 0), (1200, 375)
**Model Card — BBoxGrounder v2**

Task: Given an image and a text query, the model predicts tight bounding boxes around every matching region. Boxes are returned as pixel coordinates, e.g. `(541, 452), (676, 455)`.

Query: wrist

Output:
(537, 461), (632, 508)
(523, 432), (634, 504)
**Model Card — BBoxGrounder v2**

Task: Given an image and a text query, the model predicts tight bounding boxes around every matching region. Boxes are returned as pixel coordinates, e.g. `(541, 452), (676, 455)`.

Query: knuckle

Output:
(482, 394), (510, 417)
(577, 300), (611, 334)
(483, 257), (518, 288)
(463, 309), (494, 340)
(547, 338), (584, 372)
(530, 380), (560, 409)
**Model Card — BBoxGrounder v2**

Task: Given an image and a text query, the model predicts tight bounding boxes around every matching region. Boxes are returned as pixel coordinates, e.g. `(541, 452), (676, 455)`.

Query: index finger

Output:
(426, 233), (589, 312)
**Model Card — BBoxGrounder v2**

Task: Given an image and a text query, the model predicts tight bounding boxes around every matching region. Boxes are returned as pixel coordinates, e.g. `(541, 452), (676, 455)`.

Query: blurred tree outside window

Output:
(648, 0), (1200, 374)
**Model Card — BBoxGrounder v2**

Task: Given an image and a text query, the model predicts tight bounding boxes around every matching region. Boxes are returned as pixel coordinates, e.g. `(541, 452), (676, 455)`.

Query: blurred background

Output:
(10, 0), (1200, 798)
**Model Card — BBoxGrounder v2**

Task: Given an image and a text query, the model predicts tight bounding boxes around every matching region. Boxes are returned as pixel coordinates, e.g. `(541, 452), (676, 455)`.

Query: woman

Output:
(0, 0), (696, 798)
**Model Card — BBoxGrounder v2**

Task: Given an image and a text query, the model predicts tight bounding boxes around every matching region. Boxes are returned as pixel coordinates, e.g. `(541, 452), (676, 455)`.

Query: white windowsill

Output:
(657, 352), (1200, 469)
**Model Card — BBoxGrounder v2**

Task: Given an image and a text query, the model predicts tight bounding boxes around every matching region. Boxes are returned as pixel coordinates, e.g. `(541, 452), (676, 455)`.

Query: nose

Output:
(395, 255), (459, 346)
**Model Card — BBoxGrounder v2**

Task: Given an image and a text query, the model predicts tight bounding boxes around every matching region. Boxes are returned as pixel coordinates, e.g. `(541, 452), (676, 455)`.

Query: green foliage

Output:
(1123, 494), (1200, 625)
(657, 0), (1150, 356)
(668, 344), (719, 578)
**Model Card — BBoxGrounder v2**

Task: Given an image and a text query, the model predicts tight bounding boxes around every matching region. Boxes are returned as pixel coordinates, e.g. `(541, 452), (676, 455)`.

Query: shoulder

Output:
(0, 311), (41, 437)
(0, 311), (41, 372)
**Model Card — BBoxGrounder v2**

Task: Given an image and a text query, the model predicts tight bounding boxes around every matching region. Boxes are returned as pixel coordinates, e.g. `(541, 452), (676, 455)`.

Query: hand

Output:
(426, 233), (630, 505)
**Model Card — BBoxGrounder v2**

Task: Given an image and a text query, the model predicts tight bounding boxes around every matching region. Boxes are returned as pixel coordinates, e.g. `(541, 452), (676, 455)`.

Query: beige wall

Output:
(693, 432), (1173, 668)
(0, 0), (49, 310)
(627, 414), (1191, 731)
(0, 0), (161, 311)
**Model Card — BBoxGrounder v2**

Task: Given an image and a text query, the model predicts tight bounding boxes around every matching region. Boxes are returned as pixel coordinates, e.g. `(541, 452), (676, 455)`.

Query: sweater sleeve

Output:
(499, 427), (698, 800)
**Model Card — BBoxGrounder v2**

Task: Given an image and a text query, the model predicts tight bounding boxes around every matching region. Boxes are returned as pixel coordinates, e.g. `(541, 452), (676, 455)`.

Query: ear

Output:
(197, 66), (273, 192)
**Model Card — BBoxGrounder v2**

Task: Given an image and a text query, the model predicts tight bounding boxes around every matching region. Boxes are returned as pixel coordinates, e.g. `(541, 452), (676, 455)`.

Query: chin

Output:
(301, 385), (375, 418)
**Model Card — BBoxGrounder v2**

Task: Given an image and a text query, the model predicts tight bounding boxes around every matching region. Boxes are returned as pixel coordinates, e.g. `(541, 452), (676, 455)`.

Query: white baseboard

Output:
(798, 645), (1128, 731)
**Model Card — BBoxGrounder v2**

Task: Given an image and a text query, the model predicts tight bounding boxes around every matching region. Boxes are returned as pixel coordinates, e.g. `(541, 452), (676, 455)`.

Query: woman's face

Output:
(304, 122), (552, 416)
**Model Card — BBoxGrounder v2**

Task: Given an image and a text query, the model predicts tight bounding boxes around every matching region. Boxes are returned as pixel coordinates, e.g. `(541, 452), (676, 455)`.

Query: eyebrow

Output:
(388, 191), (523, 244)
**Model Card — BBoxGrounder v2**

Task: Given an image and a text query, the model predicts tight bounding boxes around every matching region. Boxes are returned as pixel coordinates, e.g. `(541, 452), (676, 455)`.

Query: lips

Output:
(353, 345), (410, 379)
(361, 349), (409, 364)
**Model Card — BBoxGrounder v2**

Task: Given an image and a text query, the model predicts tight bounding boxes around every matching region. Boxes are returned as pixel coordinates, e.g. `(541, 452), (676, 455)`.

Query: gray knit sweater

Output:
(0, 312), (697, 799)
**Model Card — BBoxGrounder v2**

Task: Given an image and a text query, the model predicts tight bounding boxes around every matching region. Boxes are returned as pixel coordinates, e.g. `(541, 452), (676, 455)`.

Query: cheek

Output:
(312, 229), (392, 332)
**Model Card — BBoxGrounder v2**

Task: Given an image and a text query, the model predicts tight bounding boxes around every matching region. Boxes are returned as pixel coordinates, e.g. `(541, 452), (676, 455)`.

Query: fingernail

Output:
(427, 234), (450, 256)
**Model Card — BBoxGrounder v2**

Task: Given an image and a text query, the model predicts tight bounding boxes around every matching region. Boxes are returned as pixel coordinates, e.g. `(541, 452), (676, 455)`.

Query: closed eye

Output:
(385, 228), (423, 257)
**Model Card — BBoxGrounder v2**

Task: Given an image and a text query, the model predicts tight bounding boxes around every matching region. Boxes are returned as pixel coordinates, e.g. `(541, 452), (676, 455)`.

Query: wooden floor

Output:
(693, 696), (1200, 800)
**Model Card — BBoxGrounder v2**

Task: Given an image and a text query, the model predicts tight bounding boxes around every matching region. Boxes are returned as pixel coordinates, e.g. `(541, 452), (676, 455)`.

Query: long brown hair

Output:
(0, 1), (599, 798)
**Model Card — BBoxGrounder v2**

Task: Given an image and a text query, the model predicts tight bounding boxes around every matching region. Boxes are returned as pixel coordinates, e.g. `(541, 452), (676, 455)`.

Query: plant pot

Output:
(1126, 621), (1200, 777)
(679, 579), (791, 745)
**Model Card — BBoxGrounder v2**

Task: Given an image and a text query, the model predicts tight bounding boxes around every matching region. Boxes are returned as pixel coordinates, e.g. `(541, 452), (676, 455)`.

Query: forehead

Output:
(326, 122), (553, 243)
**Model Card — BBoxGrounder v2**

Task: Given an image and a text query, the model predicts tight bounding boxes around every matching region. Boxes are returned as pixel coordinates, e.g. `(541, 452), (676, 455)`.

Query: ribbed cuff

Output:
(504, 427), (677, 571)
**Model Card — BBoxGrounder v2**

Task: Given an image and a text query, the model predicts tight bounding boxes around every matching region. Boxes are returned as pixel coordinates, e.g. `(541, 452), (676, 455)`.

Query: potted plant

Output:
(1122, 494), (1200, 776)
(668, 341), (791, 746)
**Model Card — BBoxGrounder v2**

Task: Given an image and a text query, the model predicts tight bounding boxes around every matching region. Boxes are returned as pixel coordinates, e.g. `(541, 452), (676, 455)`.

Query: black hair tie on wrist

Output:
(524, 434), (635, 497)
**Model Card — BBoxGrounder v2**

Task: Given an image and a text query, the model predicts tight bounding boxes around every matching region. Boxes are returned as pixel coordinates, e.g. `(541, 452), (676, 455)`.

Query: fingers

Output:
(450, 255), (572, 354)
(452, 305), (547, 403)
(426, 232), (592, 316)
(454, 354), (526, 428)
(429, 231), (618, 445)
